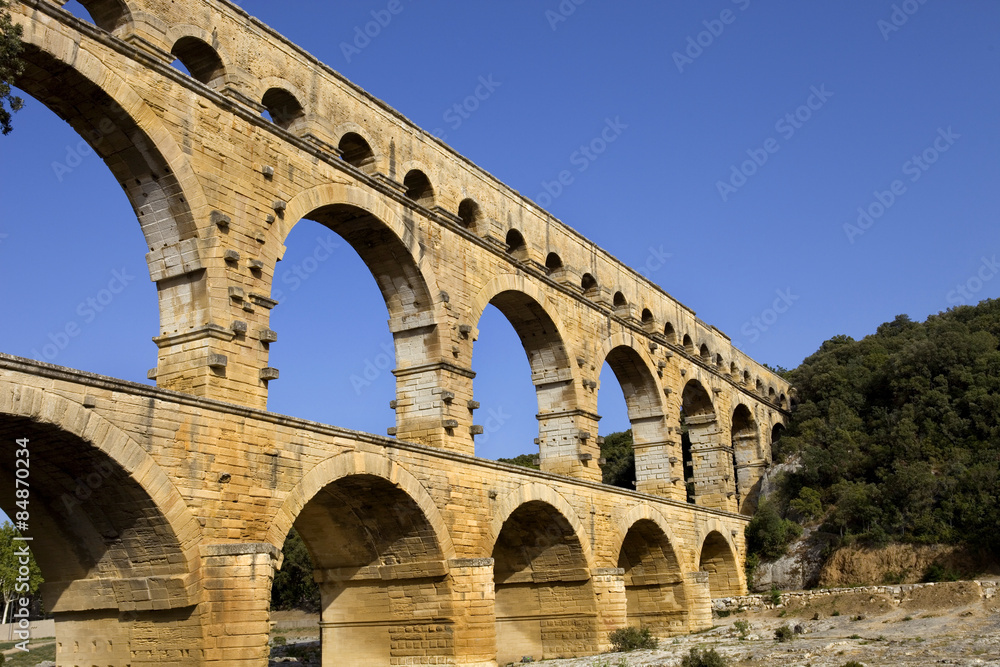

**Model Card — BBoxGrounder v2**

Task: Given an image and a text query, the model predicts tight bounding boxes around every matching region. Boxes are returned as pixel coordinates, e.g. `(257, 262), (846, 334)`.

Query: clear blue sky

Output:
(1, 0), (998, 461)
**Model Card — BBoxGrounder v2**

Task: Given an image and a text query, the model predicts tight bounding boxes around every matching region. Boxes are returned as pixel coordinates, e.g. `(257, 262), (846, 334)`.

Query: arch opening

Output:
(618, 520), (688, 635)
(699, 344), (711, 362)
(544, 252), (563, 272)
(505, 229), (528, 261)
(699, 531), (741, 598)
(682, 334), (694, 354)
(492, 501), (598, 663)
(581, 273), (598, 295)
(663, 322), (676, 344)
(290, 474), (452, 666)
(338, 132), (376, 173)
(170, 36), (226, 87)
(262, 87), (305, 130)
(731, 404), (760, 514)
(267, 205), (435, 429)
(403, 169), (434, 207)
(458, 197), (481, 230)
(0, 413), (198, 658)
(473, 290), (573, 465)
(681, 380), (725, 506)
(60, 0), (131, 33)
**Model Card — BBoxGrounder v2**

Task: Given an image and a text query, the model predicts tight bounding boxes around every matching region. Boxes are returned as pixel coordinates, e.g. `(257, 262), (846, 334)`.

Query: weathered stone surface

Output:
(6, 1), (795, 664)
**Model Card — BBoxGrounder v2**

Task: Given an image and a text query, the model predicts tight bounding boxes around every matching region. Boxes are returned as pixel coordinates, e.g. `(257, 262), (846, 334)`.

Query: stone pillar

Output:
(199, 543), (278, 665)
(686, 414), (737, 512)
(536, 408), (602, 482)
(633, 415), (686, 501)
(684, 571), (713, 633)
(592, 567), (627, 651)
(391, 361), (476, 453)
(448, 558), (498, 667)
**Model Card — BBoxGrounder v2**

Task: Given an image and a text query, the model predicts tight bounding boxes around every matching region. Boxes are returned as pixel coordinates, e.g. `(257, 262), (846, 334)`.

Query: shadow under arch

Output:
(268, 452), (456, 666)
(488, 484), (599, 663)
(469, 276), (582, 472)
(698, 529), (743, 598)
(617, 518), (692, 635)
(0, 384), (203, 659)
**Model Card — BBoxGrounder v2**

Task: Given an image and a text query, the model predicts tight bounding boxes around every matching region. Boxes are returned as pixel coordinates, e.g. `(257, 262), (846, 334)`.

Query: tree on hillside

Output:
(271, 528), (320, 612)
(0, 0), (25, 135)
(0, 522), (43, 624)
(776, 300), (1000, 553)
(600, 429), (636, 489)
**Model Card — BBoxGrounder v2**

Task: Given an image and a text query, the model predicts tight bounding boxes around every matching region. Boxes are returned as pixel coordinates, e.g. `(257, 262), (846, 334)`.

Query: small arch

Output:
(768, 386), (777, 401)
(743, 370), (751, 385)
(505, 229), (528, 261)
(699, 344), (711, 361)
(682, 334), (694, 354)
(756, 378), (764, 394)
(779, 393), (788, 409)
(715, 354), (724, 368)
(338, 132), (376, 173)
(771, 423), (785, 444)
(62, 0), (131, 32)
(458, 198), (481, 229)
(613, 291), (628, 308)
(170, 36), (225, 87)
(729, 362), (738, 376)
(663, 322), (676, 344)
(581, 273), (598, 294)
(641, 308), (654, 326)
(699, 531), (742, 598)
(262, 87), (305, 130)
(545, 252), (563, 272)
(403, 169), (435, 207)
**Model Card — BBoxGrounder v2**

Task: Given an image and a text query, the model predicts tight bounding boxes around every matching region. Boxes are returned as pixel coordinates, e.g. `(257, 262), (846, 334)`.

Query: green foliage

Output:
(733, 619), (750, 639)
(680, 647), (728, 667)
(608, 625), (657, 652)
(0, 522), (43, 622)
(271, 636), (286, 646)
(496, 453), (539, 469)
(774, 625), (794, 642)
(789, 486), (823, 521)
(768, 585), (782, 606)
(745, 499), (802, 561)
(778, 302), (1000, 553)
(600, 429), (636, 489)
(0, 0), (24, 135)
(841, 662), (865, 667)
(922, 562), (961, 583)
(270, 529), (320, 612)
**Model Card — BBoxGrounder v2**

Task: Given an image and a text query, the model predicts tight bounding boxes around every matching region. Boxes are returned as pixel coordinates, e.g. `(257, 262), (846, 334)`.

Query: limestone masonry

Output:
(4, 0), (792, 664)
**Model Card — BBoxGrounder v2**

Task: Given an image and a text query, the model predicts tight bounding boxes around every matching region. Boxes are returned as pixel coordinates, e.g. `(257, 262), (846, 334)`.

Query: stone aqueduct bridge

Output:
(5, 0), (793, 664)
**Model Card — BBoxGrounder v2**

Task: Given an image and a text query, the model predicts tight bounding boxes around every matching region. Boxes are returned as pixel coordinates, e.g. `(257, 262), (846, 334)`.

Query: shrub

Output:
(608, 625), (657, 652)
(680, 647), (728, 667)
(774, 625), (794, 642)
(768, 585), (782, 606)
(841, 662), (865, 667)
(271, 635), (286, 646)
(733, 619), (750, 639)
(922, 563), (960, 583)
(745, 499), (802, 561)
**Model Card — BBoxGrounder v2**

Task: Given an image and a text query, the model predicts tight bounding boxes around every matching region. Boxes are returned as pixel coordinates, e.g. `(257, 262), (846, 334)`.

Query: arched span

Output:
(165, 25), (232, 89)
(0, 385), (203, 606)
(13, 13), (211, 250)
(267, 450), (455, 560)
(485, 482), (594, 570)
(598, 334), (667, 421)
(613, 503), (684, 570)
(469, 275), (575, 387)
(697, 527), (744, 598)
(280, 182), (445, 324)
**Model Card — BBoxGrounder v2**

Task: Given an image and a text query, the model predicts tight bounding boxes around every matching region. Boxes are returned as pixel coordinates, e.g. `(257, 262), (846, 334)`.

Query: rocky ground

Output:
(269, 581), (1000, 666)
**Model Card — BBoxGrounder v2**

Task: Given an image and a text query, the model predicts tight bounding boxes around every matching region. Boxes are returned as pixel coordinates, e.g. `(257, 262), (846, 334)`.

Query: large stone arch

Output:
(732, 403), (762, 514)
(469, 275), (588, 474)
(598, 334), (675, 495)
(488, 483), (599, 663)
(267, 450), (454, 558)
(682, 379), (736, 511)
(615, 507), (691, 636)
(697, 525), (744, 598)
(269, 451), (458, 666)
(0, 383), (204, 661)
